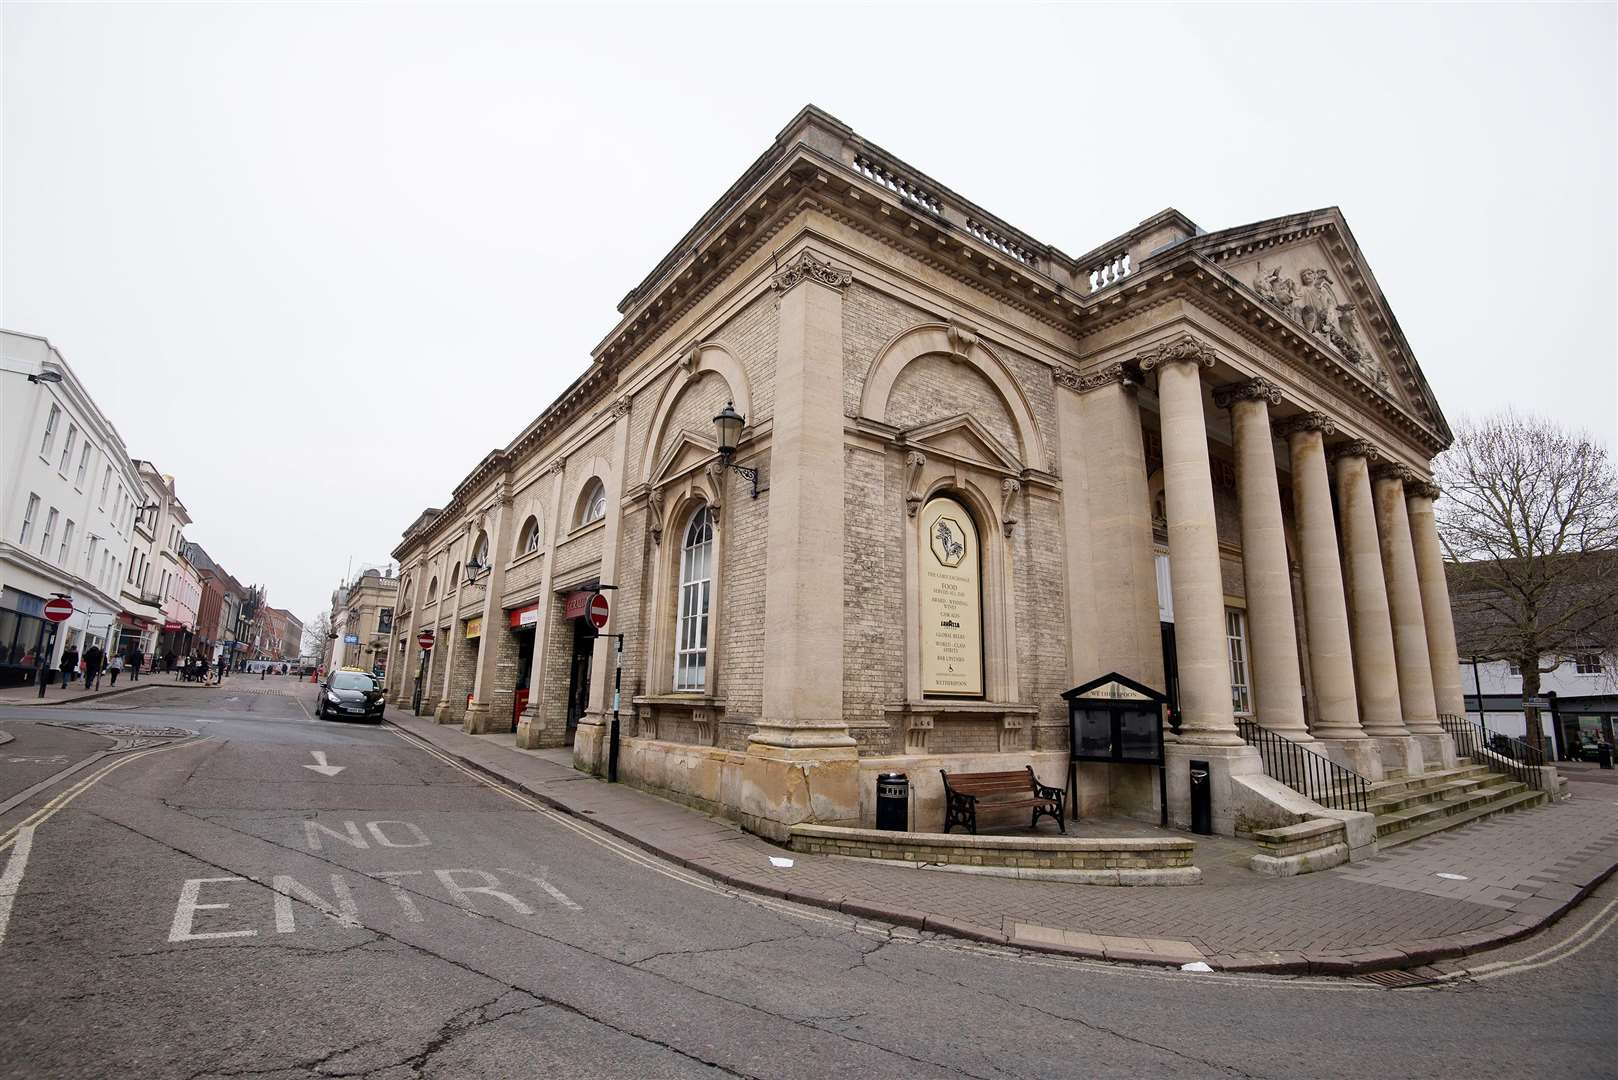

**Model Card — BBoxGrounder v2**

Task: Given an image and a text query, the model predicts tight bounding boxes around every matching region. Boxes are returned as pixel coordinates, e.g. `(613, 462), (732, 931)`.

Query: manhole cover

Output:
(1360, 969), (1436, 989)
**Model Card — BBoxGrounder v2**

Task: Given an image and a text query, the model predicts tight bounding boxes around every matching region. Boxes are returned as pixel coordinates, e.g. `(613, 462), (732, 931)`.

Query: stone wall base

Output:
(573, 717), (607, 775)
(1413, 731), (1457, 769)
(1370, 734), (1425, 777)
(1312, 735), (1385, 782)
(513, 708), (569, 750)
(788, 824), (1199, 885)
(462, 701), (513, 736)
(737, 740), (861, 841)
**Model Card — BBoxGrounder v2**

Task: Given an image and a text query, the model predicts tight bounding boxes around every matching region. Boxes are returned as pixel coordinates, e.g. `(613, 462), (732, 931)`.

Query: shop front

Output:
(508, 602), (539, 728)
(0, 587), (52, 688)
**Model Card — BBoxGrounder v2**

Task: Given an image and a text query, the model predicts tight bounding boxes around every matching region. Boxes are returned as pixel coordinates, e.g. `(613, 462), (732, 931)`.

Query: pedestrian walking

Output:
(82, 643), (104, 690)
(216, 653), (227, 684)
(108, 654), (123, 686)
(129, 647), (143, 681)
(59, 644), (79, 688)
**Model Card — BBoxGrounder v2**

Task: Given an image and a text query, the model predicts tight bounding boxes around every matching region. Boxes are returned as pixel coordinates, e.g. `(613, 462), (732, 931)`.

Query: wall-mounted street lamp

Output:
(712, 402), (759, 499)
(463, 555), (485, 588)
(27, 370), (64, 385)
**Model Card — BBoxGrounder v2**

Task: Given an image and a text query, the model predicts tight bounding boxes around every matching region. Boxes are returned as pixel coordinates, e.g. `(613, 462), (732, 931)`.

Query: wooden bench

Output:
(941, 766), (1065, 835)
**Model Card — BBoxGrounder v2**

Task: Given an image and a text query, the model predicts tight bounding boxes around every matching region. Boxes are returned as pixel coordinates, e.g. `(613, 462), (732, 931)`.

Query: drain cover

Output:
(1360, 969), (1436, 988)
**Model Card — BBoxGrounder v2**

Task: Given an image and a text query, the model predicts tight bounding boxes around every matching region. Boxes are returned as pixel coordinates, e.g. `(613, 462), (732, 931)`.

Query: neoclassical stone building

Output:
(387, 106), (1467, 840)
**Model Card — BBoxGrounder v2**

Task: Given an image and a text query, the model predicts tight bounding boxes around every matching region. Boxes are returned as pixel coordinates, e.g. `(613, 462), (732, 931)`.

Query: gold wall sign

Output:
(920, 496), (983, 696)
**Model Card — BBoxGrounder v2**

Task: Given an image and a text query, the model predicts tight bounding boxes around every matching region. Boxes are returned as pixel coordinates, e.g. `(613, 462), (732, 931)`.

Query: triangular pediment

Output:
(1191, 209), (1449, 440)
(650, 431), (719, 488)
(901, 413), (1022, 473)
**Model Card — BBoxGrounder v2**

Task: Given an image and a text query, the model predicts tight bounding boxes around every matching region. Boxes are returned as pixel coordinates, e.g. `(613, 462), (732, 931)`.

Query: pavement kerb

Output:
(0, 680), (220, 708)
(0, 731), (13, 746)
(381, 715), (1618, 978)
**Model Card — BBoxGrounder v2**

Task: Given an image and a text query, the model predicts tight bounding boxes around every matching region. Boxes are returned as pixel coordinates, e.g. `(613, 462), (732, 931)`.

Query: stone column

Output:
(739, 250), (859, 840)
(1215, 379), (1309, 740)
(515, 459), (570, 750)
(1055, 363), (1163, 688)
(1280, 415), (1378, 778)
(574, 398), (634, 774)
(1335, 442), (1422, 775)
(1375, 464), (1452, 767)
(463, 488), (516, 735)
(1406, 481), (1467, 718)
(1142, 340), (1242, 747)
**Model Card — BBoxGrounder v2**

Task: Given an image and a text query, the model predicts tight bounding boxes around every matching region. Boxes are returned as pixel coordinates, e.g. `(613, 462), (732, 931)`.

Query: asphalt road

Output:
(1, 681), (1616, 1079)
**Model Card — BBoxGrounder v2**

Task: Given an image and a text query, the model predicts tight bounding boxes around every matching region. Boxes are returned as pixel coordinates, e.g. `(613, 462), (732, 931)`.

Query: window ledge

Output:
(634, 694), (726, 710)
(563, 517), (608, 544)
(884, 700), (1039, 716)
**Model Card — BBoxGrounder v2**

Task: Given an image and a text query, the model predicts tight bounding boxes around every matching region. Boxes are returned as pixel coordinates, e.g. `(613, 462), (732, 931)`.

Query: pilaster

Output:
(463, 490), (516, 735)
(575, 399), (634, 773)
(516, 459), (571, 750)
(740, 250), (859, 839)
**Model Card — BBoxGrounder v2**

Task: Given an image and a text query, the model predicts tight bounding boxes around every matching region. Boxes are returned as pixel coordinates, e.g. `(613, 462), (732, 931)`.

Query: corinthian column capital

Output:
(1371, 461), (1419, 485)
(1275, 411), (1336, 438)
(1135, 333), (1218, 372)
(1406, 480), (1442, 501)
(1329, 439), (1382, 464)
(1212, 377), (1285, 410)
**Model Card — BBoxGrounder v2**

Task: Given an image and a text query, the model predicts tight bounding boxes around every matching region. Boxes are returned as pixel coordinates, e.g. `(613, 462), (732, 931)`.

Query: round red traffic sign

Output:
(587, 593), (610, 630)
(418, 630), (435, 650)
(43, 597), (74, 623)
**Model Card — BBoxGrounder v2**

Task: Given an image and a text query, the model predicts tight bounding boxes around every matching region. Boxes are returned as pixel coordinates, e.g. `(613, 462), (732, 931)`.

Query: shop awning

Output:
(508, 603), (539, 629)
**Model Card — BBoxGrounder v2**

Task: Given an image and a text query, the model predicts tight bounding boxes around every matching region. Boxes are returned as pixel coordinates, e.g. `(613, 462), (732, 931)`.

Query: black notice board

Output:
(1061, 672), (1171, 827)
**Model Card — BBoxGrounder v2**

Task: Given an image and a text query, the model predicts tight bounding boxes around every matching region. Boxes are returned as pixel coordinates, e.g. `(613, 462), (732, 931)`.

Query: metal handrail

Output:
(1439, 715), (1546, 792)
(1235, 718), (1370, 813)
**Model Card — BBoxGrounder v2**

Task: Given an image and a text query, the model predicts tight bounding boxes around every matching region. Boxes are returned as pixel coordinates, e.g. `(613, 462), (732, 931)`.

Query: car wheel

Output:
(315, 701), (325, 720)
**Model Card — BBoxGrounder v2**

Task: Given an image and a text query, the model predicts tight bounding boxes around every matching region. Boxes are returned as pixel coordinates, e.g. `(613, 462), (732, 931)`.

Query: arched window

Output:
(470, 533), (489, 574)
(919, 494), (983, 697)
(517, 515), (541, 556)
(674, 506), (713, 692)
(448, 563), (460, 593)
(577, 479), (607, 528)
(426, 577), (438, 603)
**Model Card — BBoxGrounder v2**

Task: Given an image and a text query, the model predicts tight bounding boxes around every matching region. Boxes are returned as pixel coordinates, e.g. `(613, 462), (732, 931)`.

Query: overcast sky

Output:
(4, 3), (1614, 633)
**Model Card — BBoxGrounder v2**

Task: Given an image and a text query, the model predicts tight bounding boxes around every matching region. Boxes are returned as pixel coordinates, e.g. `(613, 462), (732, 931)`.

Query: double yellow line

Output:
(0, 739), (198, 854)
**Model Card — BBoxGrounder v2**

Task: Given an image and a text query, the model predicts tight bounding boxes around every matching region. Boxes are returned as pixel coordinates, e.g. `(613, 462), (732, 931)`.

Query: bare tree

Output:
(302, 610), (332, 658)
(1436, 411), (1618, 754)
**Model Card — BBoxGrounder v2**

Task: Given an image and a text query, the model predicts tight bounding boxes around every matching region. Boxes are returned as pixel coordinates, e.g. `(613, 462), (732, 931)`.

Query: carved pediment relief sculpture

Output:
(1252, 258), (1386, 388)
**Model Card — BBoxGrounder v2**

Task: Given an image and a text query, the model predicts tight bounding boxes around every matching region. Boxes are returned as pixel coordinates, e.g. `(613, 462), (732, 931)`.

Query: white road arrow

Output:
(302, 751), (346, 777)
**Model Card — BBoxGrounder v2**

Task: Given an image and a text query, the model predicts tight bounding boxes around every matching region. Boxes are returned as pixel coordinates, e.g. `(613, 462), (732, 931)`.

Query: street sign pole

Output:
(609, 633), (623, 784)
(39, 595), (74, 699)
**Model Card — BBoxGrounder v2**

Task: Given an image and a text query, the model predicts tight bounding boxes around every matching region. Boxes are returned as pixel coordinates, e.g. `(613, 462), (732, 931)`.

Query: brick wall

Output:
(653, 370), (731, 465)
(887, 354), (1020, 458)
(843, 444), (900, 734)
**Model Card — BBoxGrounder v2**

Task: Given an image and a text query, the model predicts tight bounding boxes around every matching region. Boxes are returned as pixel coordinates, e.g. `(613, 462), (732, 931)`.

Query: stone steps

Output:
(1377, 788), (1549, 849)
(1374, 770), (1549, 846)
(1367, 773), (1513, 816)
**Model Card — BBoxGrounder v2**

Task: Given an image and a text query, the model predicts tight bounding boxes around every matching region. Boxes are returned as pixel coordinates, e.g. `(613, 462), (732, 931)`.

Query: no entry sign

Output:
(587, 593), (610, 630)
(418, 630), (435, 650)
(43, 597), (74, 623)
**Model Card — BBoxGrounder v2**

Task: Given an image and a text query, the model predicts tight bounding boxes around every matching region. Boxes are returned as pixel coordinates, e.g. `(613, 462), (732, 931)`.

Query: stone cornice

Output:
(1212, 377), (1284, 409)
(1135, 333), (1218, 372)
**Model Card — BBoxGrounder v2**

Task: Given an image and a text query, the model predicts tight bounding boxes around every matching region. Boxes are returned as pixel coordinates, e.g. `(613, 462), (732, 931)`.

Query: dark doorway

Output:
(566, 619), (594, 730)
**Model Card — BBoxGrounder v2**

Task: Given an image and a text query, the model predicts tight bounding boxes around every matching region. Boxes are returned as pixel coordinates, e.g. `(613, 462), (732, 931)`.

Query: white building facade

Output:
(1, 330), (145, 685)
(133, 462), (199, 664)
(1460, 654), (1618, 758)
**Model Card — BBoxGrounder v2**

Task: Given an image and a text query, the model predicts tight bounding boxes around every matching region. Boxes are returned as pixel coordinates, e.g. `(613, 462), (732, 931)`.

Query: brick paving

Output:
(389, 708), (1618, 974)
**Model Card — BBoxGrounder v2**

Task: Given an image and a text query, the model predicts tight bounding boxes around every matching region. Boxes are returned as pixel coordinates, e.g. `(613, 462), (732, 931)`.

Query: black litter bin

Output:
(1598, 744), (1614, 770)
(1189, 760), (1212, 835)
(876, 772), (909, 831)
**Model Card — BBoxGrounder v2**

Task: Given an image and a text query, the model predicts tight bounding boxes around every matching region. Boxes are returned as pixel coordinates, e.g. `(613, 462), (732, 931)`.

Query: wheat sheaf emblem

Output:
(934, 519), (965, 566)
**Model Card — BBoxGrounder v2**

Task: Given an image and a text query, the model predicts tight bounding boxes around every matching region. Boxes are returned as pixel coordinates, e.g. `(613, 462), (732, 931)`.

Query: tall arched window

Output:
(577, 479), (607, 528)
(426, 577), (438, 603)
(674, 506), (713, 692)
(471, 532), (489, 570)
(448, 563), (460, 593)
(517, 515), (541, 555)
